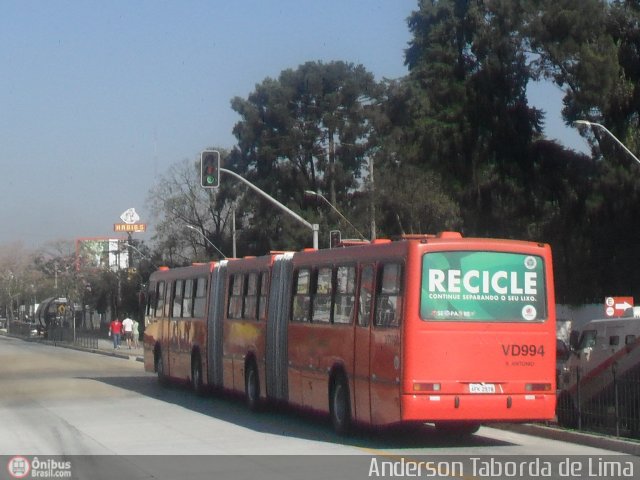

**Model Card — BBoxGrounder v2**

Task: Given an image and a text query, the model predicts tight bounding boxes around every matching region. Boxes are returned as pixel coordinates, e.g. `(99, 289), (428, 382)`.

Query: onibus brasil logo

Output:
(7, 456), (30, 479)
(7, 456), (72, 478)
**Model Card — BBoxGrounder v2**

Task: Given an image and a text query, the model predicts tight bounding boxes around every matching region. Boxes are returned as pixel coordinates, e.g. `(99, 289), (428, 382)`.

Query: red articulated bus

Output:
(144, 232), (556, 434)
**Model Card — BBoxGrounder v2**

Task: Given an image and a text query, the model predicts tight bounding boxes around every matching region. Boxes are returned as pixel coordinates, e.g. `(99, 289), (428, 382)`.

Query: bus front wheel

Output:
(191, 354), (204, 395)
(330, 374), (351, 435)
(245, 362), (260, 411)
(155, 349), (167, 385)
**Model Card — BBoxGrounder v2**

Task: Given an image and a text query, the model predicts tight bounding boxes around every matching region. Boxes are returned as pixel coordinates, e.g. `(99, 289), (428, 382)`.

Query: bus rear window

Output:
(421, 251), (547, 322)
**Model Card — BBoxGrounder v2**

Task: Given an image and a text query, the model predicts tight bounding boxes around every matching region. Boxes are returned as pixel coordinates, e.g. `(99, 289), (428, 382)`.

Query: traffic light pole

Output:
(220, 168), (319, 249)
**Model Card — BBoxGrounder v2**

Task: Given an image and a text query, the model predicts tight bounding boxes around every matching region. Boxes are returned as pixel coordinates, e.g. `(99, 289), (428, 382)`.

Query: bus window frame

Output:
(333, 264), (356, 325)
(374, 262), (403, 329)
(258, 270), (269, 321)
(292, 268), (312, 323)
(193, 276), (208, 318)
(312, 266), (333, 323)
(228, 273), (244, 320)
(356, 264), (375, 328)
(243, 272), (259, 321)
(172, 279), (184, 319)
(182, 278), (194, 318)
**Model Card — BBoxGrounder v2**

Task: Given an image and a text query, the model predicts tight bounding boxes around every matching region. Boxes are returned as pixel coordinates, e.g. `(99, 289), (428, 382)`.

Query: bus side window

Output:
(609, 335), (619, 346)
(243, 272), (258, 320)
(228, 274), (244, 319)
(292, 268), (311, 322)
(626, 334), (636, 345)
(334, 265), (355, 324)
(357, 265), (374, 327)
(374, 263), (403, 328)
(146, 282), (157, 318)
(258, 271), (269, 321)
(183, 279), (194, 318)
(172, 279), (184, 318)
(193, 277), (208, 318)
(163, 281), (173, 318)
(312, 267), (333, 323)
(155, 281), (165, 318)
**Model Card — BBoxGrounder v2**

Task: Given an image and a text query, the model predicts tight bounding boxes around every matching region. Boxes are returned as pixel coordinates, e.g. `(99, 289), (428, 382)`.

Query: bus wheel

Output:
(245, 362), (260, 411)
(191, 355), (203, 395)
(556, 391), (578, 428)
(155, 349), (167, 385)
(330, 374), (351, 435)
(435, 421), (480, 436)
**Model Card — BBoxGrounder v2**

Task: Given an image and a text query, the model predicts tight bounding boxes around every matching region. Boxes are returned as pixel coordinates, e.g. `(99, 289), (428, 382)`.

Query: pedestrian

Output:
(132, 318), (140, 349)
(109, 317), (122, 349)
(122, 315), (134, 349)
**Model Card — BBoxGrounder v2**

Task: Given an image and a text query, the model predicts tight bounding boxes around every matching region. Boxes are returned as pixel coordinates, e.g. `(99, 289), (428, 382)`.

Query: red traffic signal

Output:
(201, 150), (220, 188)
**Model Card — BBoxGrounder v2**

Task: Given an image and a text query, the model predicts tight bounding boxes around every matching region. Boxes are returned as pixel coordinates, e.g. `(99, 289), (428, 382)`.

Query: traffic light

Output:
(200, 150), (220, 188)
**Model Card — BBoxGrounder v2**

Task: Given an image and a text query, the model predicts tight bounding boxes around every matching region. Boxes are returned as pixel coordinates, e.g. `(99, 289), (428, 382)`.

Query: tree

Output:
(405, 0), (546, 237)
(231, 61), (383, 250)
(528, 0), (640, 302)
(147, 152), (237, 263)
(0, 242), (43, 320)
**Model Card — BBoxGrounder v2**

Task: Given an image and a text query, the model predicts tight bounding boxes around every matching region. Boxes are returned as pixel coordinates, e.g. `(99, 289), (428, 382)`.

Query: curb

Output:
(494, 423), (640, 456)
(1, 331), (144, 362)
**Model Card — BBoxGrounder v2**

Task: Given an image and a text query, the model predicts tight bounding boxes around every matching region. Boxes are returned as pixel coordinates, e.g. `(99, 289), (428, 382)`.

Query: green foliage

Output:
(140, 0), (640, 306)
(230, 61), (383, 250)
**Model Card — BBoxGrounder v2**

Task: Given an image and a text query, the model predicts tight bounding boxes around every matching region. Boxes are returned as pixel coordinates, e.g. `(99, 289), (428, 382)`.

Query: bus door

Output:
(167, 281), (179, 377)
(369, 263), (403, 425)
(159, 281), (174, 377)
(353, 264), (375, 424)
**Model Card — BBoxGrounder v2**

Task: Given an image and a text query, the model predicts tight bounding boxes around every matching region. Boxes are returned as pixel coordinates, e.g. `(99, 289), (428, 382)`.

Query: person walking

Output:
(132, 318), (140, 349)
(109, 317), (123, 349)
(122, 315), (134, 349)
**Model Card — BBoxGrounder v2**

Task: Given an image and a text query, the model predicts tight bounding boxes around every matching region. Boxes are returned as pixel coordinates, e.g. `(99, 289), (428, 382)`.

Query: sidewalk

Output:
(96, 336), (144, 361)
(0, 328), (144, 361)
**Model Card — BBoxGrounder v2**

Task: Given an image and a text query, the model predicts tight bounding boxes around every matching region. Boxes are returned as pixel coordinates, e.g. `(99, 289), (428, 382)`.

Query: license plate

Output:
(469, 383), (496, 394)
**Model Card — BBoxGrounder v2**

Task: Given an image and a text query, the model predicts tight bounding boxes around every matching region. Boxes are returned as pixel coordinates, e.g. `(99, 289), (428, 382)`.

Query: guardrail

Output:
(556, 364), (640, 440)
(7, 322), (99, 350)
(47, 326), (99, 349)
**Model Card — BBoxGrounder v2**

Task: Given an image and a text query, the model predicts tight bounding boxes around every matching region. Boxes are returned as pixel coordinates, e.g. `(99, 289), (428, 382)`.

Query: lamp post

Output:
(574, 120), (640, 166)
(122, 242), (158, 269)
(220, 167), (319, 249)
(304, 190), (367, 241)
(185, 224), (228, 259)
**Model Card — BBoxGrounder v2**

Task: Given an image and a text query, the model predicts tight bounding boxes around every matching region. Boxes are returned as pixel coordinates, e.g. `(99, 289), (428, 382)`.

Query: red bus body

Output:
(144, 233), (556, 431)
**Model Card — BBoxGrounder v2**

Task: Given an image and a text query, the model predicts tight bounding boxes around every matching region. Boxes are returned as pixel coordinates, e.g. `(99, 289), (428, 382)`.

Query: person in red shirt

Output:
(109, 318), (123, 349)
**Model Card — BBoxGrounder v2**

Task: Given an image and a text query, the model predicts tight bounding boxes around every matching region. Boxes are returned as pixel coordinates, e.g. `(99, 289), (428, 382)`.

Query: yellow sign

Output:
(114, 223), (147, 232)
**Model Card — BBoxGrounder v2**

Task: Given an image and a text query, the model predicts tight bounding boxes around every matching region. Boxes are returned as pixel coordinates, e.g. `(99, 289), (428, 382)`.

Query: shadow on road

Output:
(83, 373), (515, 451)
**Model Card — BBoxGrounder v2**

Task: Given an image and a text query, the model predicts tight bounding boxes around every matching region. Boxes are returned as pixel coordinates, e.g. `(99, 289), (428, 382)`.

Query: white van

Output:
(557, 316), (640, 433)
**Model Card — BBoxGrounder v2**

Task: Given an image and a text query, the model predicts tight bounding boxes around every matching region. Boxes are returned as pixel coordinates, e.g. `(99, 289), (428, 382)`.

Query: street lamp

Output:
(304, 190), (368, 241)
(185, 224), (228, 259)
(122, 242), (158, 269)
(220, 167), (319, 249)
(574, 120), (640, 167)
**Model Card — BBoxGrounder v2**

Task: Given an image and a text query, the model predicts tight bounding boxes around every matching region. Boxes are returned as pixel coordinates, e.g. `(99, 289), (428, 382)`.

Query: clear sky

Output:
(0, 0), (587, 248)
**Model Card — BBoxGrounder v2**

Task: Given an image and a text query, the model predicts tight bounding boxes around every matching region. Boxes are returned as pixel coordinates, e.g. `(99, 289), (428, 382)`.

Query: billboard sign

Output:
(421, 251), (547, 322)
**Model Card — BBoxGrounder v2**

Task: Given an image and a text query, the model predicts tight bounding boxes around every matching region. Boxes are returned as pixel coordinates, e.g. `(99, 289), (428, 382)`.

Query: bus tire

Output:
(155, 348), (167, 385)
(435, 421), (481, 436)
(330, 374), (351, 435)
(245, 361), (260, 411)
(191, 354), (204, 395)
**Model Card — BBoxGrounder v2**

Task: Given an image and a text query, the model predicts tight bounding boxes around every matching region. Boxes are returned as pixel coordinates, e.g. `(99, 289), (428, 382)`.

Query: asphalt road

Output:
(1, 334), (637, 479)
